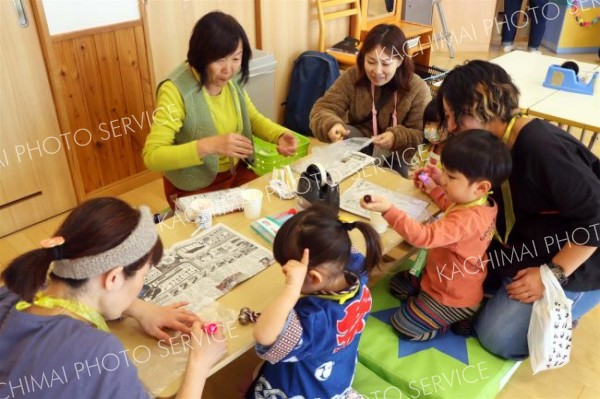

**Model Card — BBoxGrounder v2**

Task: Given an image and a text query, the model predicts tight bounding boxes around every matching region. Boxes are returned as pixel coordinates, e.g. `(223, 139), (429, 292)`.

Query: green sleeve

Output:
(142, 81), (203, 172)
(245, 90), (286, 143)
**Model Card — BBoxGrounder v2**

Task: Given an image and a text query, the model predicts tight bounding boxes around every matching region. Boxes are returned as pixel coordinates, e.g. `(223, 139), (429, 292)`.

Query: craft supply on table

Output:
(340, 178), (430, 221)
(238, 307), (261, 325)
(175, 187), (244, 220)
(202, 323), (218, 334)
(293, 138), (375, 184)
(241, 189), (264, 219)
(269, 166), (297, 199)
(250, 208), (297, 245)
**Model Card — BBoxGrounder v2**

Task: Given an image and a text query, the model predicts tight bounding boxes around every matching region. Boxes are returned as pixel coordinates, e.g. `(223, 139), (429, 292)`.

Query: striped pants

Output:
(389, 271), (480, 341)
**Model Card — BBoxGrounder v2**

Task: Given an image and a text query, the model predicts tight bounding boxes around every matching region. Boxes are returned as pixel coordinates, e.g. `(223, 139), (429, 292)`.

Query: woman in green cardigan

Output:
(143, 11), (297, 209)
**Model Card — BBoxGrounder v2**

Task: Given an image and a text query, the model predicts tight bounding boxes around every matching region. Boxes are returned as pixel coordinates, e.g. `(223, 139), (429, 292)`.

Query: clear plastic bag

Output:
(527, 265), (574, 374)
(294, 137), (373, 173)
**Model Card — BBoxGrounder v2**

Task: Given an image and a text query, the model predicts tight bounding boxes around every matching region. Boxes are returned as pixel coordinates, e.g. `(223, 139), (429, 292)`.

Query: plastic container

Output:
(246, 49), (277, 119)
(252, 133), (310, 176)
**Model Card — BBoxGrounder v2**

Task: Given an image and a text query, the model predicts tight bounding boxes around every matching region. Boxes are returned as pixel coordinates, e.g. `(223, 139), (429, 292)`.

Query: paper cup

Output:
(369, 211), (388, 234)
(185, 198), (213, 229)
(241, 189), (264, 219)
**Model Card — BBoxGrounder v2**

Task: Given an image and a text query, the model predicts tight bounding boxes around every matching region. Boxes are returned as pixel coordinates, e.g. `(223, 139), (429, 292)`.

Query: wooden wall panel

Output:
(114, 27), (150, 174)
(94, 31), (137, 181)
(73, 35), (120, 186)
(39, 18), (156, 197)
(54, 40), (103, 193)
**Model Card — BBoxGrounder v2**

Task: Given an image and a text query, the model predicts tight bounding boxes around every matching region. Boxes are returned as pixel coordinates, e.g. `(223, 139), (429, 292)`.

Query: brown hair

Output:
(437, 60), (520, 127)
(1, 197), (163, 301)
(356, 24), (415, 93)
(272, 204), (382, 277)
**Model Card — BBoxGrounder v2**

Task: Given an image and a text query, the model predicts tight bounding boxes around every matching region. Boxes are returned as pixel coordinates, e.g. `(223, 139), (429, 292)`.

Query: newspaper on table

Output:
(292, 138), (375, 183)
(174, 187), (244, 219)
(340, 178), (431, 222)
(140, 224), (274, 312)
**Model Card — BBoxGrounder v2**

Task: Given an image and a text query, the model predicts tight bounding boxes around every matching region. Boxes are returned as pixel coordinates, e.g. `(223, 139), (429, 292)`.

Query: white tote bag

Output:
(527, 264), (574, 374)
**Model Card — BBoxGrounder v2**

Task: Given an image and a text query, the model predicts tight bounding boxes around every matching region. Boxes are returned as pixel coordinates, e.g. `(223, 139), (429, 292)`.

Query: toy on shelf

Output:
(542, 64), (598, 95)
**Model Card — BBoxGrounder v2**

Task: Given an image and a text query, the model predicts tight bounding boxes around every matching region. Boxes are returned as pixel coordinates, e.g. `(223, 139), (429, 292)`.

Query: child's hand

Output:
(413, 165), (442, 189)
(360, 194), (392, 213)
(417, 173), (439, 195)
(282, 248), (309, 289)
(424, 165), (442, 185)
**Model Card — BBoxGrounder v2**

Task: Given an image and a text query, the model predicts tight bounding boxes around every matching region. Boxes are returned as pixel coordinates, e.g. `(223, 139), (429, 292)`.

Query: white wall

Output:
(42, 0), (140, 35)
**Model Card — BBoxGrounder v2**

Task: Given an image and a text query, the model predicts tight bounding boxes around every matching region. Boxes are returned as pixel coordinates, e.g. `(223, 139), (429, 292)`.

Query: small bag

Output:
(296, 163), (340, 212)
(330, 36), (359, 54)
(527, 264), (574, 374)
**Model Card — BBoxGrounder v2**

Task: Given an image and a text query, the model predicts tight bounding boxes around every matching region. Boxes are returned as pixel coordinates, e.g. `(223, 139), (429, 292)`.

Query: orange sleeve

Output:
(383, 206), (468, 249)
(428, 186), (454, 211)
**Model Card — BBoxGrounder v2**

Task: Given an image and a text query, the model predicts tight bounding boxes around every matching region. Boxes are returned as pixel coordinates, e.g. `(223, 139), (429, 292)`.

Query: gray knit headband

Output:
(52, 206), (158, 280)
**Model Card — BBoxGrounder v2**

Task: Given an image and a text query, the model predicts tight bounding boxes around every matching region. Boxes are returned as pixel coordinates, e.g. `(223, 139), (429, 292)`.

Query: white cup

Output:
(185, 198), (213, 229)
(241, 189), (264, 219)
(369, 211), (388, 234)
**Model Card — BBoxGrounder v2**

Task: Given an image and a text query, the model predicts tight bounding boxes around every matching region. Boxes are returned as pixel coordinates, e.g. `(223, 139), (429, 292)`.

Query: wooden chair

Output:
(360, 0), (434, 66)
(315, 0), (362, 67)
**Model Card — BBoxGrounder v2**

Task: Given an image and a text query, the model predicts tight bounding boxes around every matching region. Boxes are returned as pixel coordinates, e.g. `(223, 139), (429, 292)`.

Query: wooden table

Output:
(110, 164), (434, 398)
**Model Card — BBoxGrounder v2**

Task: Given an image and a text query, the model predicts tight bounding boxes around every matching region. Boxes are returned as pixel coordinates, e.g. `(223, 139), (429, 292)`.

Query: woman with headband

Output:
(0, 197), (226, 398)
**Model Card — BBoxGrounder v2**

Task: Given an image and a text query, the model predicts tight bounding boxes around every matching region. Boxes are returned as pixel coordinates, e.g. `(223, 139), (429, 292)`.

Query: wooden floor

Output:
(1, 44), (598, 399)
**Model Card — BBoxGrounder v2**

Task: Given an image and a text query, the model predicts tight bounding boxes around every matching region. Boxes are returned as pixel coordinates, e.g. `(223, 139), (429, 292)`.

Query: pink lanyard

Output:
(371, 83), (397, 137)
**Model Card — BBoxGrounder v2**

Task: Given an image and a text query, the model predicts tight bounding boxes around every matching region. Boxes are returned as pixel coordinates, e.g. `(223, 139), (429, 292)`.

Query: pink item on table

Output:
(202, 323), (218, 335)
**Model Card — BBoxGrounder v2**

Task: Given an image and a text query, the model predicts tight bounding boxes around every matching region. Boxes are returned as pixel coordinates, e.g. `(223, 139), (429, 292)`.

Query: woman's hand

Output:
(126, 299), (201, 342)
(506, 267), (544, 303)
(197, 134), (253, 158)
(277, 132), (297, 156)
(373, 131), (395, 150)
(327, 123), (350, 142)
(360, 194), (392, 214)
(188, 321), (228, 368)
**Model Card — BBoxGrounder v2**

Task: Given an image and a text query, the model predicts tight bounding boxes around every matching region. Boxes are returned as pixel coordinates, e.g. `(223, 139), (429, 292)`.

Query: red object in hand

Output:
(363, 195), (372, 203)
(202, 323), (218, 335)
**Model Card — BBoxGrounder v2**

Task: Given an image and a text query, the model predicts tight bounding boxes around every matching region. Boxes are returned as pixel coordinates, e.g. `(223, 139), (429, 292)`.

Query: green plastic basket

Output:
(252, 132), (310, 176)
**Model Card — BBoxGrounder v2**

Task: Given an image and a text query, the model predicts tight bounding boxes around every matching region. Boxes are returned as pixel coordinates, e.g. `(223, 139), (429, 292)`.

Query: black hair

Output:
(441, 129), (512, 187)
(187, 11), (252, 87)
(437, 60), (520, 128)
(356, 24), (415, 93)
(423, 98), (441, 126)
(272, 204), (382, 276)
(2, 198), (163, 302)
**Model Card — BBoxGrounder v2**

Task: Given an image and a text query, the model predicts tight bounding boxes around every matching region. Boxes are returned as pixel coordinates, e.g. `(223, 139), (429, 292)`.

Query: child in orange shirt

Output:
(361, 130), (512, 340)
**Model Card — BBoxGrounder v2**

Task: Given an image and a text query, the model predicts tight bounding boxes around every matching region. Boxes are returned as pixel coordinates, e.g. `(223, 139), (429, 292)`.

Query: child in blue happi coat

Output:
(246, 204), (382, 399)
